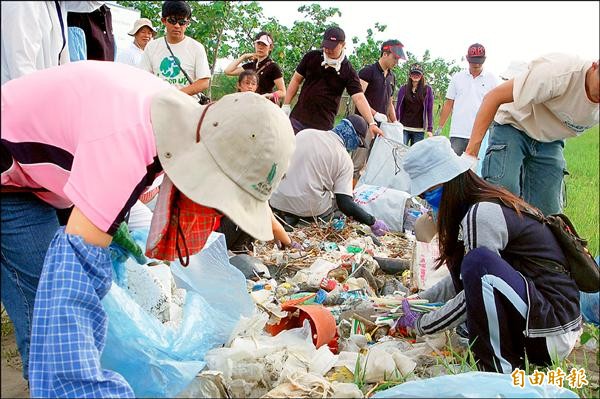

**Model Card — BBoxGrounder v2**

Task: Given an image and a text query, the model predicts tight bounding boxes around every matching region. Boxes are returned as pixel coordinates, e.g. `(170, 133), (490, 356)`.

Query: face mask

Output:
(422, 186), (444, 215)
(321, 49), (345, 74)
(332, 118), (361, 151)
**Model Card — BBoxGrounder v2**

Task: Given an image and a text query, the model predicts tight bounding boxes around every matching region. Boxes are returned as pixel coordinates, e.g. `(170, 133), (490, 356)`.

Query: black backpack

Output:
(501, 199), (599, 293)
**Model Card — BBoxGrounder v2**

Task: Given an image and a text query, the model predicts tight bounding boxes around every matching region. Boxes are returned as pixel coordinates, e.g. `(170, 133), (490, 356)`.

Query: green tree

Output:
(348, 23), (387, 70)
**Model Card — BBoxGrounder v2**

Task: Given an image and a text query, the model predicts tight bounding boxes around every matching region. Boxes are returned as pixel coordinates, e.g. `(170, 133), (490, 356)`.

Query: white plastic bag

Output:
(353, 184), (411, 231)
(411, 235), (450, 290)
(358, 122), (411, 191)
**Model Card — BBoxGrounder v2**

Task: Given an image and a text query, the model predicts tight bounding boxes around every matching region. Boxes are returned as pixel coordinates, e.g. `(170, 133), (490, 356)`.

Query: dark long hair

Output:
(404, 72), (426, 102)
(436, 170), (537, 270)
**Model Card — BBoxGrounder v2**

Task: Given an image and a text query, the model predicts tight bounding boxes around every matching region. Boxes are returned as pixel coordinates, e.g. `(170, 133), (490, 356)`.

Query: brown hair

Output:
(435, 170), (537, 270)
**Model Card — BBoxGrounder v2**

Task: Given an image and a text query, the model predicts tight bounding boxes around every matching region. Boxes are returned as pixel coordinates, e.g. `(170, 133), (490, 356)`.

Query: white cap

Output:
(255, 34), (273, 46)
(150, 90), (296, 241)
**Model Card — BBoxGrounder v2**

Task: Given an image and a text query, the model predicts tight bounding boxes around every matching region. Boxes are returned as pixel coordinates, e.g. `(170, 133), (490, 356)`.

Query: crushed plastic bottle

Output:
(332, 217), (345, 231)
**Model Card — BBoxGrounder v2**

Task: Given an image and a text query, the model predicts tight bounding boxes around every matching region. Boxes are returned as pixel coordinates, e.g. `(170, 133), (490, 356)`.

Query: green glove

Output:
(111, 222), (147, 264)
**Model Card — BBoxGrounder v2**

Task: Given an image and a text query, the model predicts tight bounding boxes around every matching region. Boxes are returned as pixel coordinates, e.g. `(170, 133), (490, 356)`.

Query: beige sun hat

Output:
(128, 18), (157, 36)
(150, 90), (296, 241)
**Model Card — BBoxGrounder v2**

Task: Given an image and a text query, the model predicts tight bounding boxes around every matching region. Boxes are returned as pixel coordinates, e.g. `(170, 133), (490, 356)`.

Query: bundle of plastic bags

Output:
(100, 232), (255, 397)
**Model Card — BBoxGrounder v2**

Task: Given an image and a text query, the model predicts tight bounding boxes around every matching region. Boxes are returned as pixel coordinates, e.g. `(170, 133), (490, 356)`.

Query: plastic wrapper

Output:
(101, 232), (255, 397)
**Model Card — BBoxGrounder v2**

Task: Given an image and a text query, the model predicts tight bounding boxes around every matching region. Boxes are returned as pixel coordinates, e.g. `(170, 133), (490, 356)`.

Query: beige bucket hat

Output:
(128, 18), (157, 36)
(150, 90), (296, 241)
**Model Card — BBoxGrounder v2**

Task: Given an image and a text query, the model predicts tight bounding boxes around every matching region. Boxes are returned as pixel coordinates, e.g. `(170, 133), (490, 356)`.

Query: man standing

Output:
(357, 39), (405, 123)
(351, 40), (405, 183)
(116, 18), (157, 67)
(465, 54), (599, 216)
(140, 0), (210, 97)
(282, 26), (383, 139)
(437, 43), (498, 155)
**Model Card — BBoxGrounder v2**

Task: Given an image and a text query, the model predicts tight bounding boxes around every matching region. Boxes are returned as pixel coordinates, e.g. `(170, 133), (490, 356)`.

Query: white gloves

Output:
(282, 104), (291, 117)
(460, 152), (478, 172)
(374, 112), (388, 123)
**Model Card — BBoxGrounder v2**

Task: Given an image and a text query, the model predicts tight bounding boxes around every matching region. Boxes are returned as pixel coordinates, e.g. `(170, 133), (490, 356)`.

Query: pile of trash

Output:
(97, 123), (590, 397)
(98, 217), (587, 398)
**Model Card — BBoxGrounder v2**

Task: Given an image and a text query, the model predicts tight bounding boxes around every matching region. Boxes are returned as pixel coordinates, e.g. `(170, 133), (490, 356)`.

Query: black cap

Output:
(321, 26), (345, 50)
(466, 43), (486, 64)
(410, 63), (424, 75)
(345, 115), (368, 147)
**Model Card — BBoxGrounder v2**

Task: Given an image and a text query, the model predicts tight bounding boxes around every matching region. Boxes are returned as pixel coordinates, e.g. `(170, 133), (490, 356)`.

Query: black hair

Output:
(435, 170), (536, 271)
(237, 70), (258, 92)
(162, 1), (191, 18)
(404, 63), (427, 102)
(380, 39), (402, 57)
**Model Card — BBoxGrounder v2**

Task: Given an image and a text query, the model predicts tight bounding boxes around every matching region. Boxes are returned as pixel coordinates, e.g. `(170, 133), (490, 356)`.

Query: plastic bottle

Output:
(332, 217), (345, 231)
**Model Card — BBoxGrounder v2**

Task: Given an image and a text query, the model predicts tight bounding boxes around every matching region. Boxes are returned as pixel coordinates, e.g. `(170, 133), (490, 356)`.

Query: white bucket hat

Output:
(128, 18), (157, 36)
(402, 136), (471, 195)
(150, 90), (296, 241)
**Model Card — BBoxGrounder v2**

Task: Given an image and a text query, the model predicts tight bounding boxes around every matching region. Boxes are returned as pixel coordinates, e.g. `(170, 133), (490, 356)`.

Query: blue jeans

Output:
(482, 123), (566, 215)
(403, 130), (424, 146)
(1, 193), (59, 379)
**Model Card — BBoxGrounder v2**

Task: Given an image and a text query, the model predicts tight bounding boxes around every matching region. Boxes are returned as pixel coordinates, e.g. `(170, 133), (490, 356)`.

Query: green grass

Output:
(563, 125), (599, 257)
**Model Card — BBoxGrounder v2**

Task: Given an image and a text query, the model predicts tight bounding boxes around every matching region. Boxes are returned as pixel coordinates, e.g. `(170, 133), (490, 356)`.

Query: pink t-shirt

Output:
(1, 61), (171, 234)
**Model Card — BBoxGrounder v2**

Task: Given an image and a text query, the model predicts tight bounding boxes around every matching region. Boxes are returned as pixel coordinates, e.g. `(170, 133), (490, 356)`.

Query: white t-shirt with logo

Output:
(446, 69), (498, 139)
(270, 129), (354, 217)
(495, 53), (599, 142)
(139, 36), (210, 89)
(116, 41), (144, 67)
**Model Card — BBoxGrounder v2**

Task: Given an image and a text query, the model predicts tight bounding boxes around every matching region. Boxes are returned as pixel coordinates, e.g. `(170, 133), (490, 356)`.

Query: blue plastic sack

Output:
(372, 371), (579, 398)
(101, 232), (254, 397)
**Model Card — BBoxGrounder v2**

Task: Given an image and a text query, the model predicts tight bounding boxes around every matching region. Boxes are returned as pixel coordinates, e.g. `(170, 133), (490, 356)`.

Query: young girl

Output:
(395, 63), (434, 145)
(397, 137), (581, 373)
(237, 69), (259, 93)
(224, 31), (286, 103)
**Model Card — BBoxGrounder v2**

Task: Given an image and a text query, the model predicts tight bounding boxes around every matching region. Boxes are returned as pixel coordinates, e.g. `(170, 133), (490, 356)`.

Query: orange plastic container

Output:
(265, 302), (339, 353)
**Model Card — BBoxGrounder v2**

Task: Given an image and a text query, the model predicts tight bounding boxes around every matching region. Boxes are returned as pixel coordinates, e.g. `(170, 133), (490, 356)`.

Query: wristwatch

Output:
(368, 121), (377, 126)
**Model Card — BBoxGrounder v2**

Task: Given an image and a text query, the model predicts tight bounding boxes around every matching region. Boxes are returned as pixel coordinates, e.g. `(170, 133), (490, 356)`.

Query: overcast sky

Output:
(248, 1), (599, 77)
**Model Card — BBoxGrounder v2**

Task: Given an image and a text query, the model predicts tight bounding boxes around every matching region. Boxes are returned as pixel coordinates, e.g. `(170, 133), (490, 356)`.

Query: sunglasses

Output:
(166, 17), (190, 26)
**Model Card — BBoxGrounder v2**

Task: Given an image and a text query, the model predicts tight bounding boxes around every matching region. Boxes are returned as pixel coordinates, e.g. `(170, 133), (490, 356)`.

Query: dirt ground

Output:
(1, 332), (28, 399)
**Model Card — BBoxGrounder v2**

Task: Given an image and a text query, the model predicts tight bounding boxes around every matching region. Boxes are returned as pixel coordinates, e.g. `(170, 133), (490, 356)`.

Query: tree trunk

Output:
(207, 3), (230, 99)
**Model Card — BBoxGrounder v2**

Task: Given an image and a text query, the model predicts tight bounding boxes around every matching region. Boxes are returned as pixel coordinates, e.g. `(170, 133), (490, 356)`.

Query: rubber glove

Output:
(394, 298), (421, 329)
(110, 222), (147, 264)
(374, 112), (388, 123)
(281, 104), (291, 117)
(460, 152), (478, 172)
(370, 219), (390, 236)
